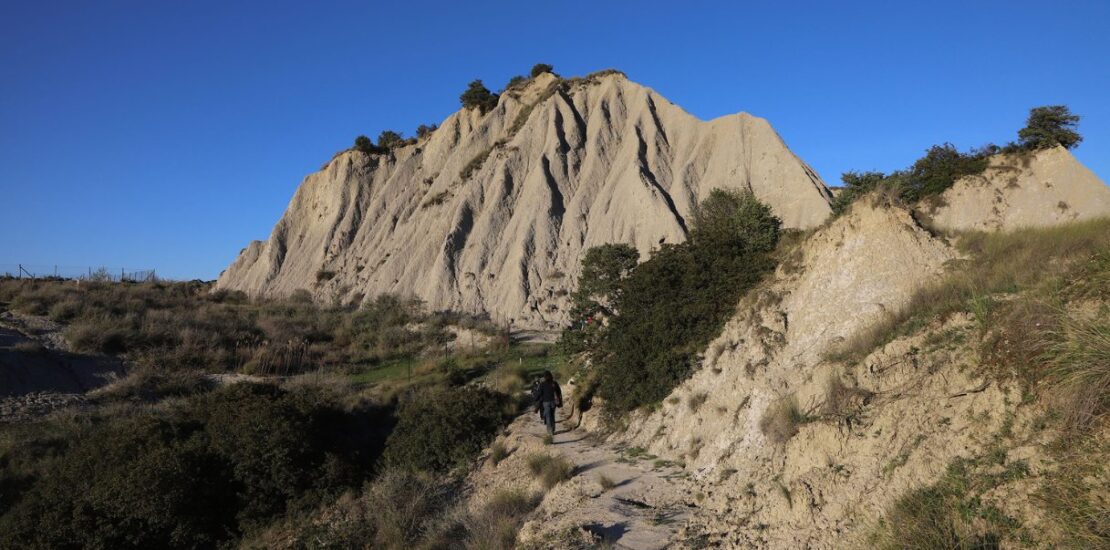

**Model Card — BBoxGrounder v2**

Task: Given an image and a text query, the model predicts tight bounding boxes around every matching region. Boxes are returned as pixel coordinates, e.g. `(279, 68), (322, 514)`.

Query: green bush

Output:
(832, 143), (990, 213)
(459, 79), (499, 113)
(354, 134), (384, 154)
(505, 74), (527, 89)
(1018, 105), (1082, 150)
(592, 190), (781, 414)
(530, 63), (555, 78)
(383, 386), (509, 473)
(0, 383), (392, 548)
(561, 243), (639, 353)
(377, 130), (405, 149)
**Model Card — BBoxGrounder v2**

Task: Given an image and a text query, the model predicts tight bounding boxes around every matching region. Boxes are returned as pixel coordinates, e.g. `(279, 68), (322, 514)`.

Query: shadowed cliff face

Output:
(216, 71), (834, 328)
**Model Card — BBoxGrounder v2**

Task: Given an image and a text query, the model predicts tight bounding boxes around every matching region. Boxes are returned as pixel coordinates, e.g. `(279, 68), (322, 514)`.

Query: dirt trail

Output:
(0, 310), (125, 422)
(469, 386), (696, 549)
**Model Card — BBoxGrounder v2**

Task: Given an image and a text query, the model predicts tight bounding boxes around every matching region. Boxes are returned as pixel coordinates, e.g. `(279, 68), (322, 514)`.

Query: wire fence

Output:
(0, 264), (157, 283)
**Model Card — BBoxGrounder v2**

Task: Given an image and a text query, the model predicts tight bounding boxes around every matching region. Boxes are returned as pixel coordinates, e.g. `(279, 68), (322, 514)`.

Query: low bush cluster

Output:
(383, 386), (511, 473)
(0, 383), (393, 548)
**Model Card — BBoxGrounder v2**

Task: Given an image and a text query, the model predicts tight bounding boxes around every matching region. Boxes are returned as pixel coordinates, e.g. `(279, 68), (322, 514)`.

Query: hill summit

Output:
(216, 71), (833, 327)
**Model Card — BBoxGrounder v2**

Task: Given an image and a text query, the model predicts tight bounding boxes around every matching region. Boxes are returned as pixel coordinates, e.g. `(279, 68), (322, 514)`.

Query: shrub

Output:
(899, 143), (990, 203)
(530, 63), (555, 78)
(526, 453), (575, 489)
(363, 468), (452, 548)
(1041, 311), (1110, 433)
(383, 386), (509, 473)
(759, 395), (809, 444)
(561, 243), (639, 353)
(416, 123), (438, 139)
(354, 134), (383, 154)
(505, 75), (527, 89)
(377, 130), (405, 149)
(594, 190), (781, 414)
(821, 377), (873, 420)
(490, 441), (510, 465)
(459, 79), (499, 113)
(1018, 105), (1082, 150)
(461, 488), (538, 550)
(597, 474), (616, 491)
(831, 171), (887, 215)
(0, 383), (392, 548)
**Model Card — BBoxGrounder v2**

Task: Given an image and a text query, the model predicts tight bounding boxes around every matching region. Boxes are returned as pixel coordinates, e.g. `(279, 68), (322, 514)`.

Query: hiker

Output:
(532, 370), (563, 436)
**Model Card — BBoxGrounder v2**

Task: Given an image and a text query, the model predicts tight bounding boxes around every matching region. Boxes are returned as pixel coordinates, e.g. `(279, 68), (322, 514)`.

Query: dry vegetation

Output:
(527, 453), (575, 489)
(834, 217), (1110, 548)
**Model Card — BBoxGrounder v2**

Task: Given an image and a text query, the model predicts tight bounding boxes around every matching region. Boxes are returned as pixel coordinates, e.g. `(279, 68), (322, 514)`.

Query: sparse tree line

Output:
(351, 63), (557, 155)
(832, 105), (1083, 215)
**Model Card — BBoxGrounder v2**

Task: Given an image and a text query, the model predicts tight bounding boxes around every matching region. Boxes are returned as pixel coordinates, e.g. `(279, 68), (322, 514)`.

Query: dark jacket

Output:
(533, 379), (562, 405)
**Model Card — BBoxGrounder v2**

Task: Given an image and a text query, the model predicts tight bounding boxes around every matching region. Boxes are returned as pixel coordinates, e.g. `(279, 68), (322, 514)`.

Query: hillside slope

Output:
(216, 71), (833, 328)
(468, 147), (1109, 548)
(928, 145), (1110, 231)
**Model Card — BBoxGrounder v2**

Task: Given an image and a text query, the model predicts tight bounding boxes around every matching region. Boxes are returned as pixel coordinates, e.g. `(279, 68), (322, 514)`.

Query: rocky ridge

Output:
(216, 71), (833, 328)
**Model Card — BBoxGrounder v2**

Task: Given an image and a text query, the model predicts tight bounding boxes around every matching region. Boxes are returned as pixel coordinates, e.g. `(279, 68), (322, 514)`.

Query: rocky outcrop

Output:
(216, 71), (833, 328)
(927, 145), (1110, 232)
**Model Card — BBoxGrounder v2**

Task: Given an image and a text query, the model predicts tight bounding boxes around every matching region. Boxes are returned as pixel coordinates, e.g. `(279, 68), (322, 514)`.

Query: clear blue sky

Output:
(2, 0), (1108, 280)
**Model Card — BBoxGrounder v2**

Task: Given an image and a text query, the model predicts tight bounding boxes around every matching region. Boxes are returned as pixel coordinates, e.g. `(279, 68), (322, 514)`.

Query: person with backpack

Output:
(532, 370), (562, 436)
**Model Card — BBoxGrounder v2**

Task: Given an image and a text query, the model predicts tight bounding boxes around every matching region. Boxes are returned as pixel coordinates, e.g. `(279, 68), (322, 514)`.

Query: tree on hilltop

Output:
(1018, 105), (1082, 150)
(530, 63), (555, 78)
(377, 130), (405, 149)
(459, 80), (499, 114)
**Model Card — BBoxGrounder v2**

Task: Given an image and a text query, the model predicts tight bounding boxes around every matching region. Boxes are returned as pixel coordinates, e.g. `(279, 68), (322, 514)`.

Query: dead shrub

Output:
(822, 377), (874, 420)
(759, 395), (810, 444)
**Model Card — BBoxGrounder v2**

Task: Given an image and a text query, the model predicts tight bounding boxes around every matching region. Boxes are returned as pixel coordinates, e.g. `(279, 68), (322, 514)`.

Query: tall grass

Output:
(830, 217), (1110, 363)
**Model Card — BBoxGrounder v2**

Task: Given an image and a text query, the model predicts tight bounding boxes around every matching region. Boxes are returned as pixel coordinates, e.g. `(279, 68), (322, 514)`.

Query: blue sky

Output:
(2, 0), (1108, 280)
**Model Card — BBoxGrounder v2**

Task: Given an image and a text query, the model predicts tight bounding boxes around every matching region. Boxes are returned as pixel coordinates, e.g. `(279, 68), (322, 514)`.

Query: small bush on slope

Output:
(526, 453), (575, 489)
(592, 190), (781, 414)
(383, 386), (510, 473)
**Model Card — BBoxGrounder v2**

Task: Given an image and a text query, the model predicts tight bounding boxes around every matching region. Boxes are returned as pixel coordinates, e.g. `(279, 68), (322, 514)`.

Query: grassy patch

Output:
(526, 453), (575, 489)
(459, 148), (491, 181)
(868, 455), (1029, 550)
(829, 217), (1110, 364)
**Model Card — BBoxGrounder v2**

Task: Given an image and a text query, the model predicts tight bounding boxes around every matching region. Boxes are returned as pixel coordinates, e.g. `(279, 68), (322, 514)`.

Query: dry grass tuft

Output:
(1041, 312), (1110, 433)
(759, 395), (811, 444)
(461, 488), (539, 550)
(489, 441), (510, 466)
(597, 473), (616, 491)
(687, 391), (709, 412)
(526, 453), (574, 489)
